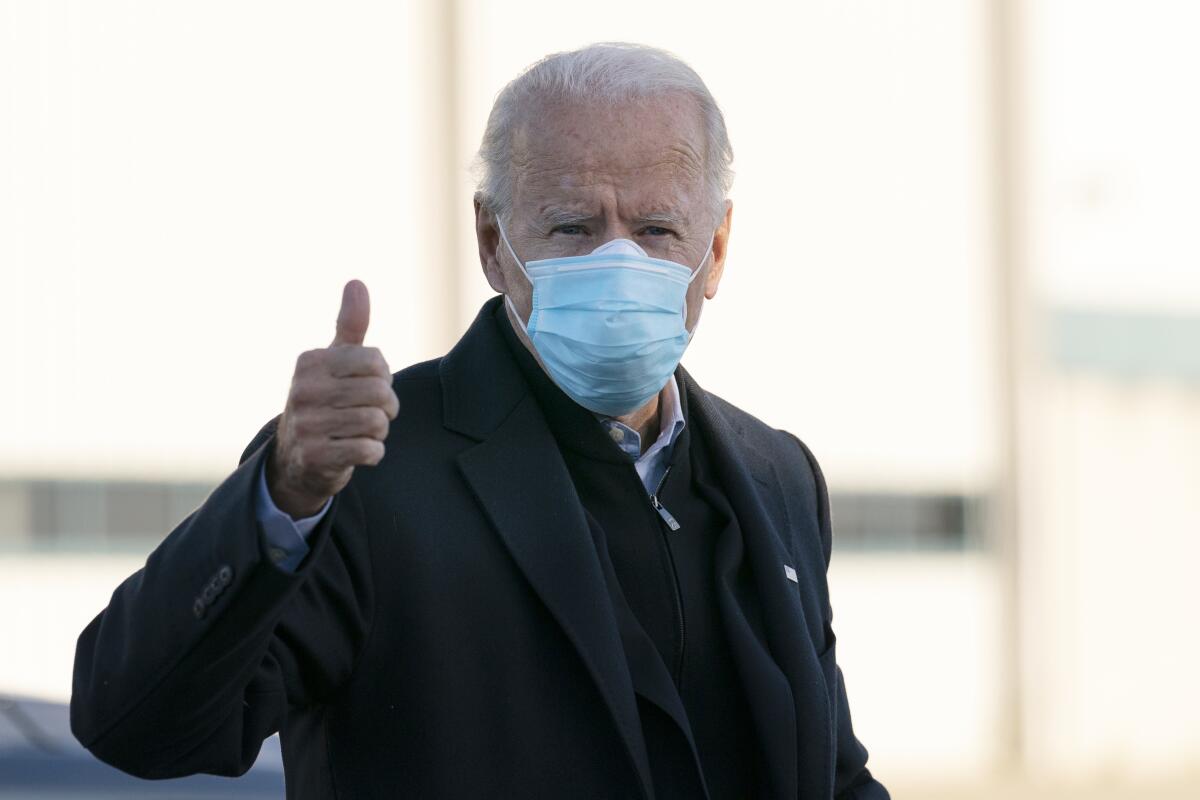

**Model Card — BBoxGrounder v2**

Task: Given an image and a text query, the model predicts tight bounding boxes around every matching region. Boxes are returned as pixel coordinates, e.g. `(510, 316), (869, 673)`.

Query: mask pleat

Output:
(499, 224), (710, 416)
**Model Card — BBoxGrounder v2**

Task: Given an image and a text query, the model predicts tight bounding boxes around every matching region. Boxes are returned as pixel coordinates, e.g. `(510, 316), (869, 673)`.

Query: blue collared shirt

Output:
(255, 376), (687, 572)
(592, 373), (686, 495)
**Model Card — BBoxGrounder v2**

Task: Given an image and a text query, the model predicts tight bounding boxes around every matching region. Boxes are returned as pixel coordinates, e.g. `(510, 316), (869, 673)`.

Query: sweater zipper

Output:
(650, 464), (686, 684)
(649, 465), (681, 531)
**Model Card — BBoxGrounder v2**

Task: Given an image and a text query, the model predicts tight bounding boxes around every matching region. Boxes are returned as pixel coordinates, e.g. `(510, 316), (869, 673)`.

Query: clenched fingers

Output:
(291, 375), (399, 419)
(328, 346), (390, 379)
(310, 437), (386, 472)
(305, 405), (391, 441)
(295, 346), (390, 380)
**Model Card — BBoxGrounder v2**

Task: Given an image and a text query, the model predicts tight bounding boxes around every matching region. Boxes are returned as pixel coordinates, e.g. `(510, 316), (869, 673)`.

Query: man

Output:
(71, 43), (888, 799)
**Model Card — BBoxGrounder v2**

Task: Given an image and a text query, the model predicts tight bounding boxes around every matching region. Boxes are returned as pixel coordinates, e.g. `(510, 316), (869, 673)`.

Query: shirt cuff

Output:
(255, 459), (332, 572)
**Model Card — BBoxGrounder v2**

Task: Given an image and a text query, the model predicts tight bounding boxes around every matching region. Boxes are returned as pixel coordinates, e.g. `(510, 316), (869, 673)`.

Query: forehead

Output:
(509, 93), (707, 215)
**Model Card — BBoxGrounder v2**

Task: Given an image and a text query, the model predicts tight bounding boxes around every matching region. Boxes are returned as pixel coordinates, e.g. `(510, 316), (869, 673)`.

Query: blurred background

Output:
(2, 0), (1199, 797)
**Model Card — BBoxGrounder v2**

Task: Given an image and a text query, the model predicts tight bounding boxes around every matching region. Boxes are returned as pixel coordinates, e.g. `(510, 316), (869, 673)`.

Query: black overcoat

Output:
(71, 295), (888, 799)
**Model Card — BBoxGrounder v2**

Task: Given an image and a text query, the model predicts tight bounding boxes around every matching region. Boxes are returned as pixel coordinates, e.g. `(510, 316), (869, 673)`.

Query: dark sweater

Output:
(494, 303), (761, 799)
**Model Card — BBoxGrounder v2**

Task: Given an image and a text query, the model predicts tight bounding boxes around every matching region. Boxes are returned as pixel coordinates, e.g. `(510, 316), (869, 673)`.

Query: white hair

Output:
(473, 42), (734, 227)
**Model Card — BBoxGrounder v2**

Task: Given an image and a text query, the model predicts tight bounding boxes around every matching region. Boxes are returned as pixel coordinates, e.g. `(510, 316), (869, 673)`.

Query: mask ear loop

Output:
(496, 221), (535, 331)
(496, 221), (530, 280)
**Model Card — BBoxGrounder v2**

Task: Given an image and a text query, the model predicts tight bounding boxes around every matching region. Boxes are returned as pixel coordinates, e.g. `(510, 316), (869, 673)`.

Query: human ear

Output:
(704, 200), (733, 300)
(474, 195), (508, 294)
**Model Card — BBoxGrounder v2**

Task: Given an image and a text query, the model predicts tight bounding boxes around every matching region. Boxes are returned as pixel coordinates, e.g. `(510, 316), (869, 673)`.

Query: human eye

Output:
(640, 225), (675, 237)
(551, 224), (586, 236)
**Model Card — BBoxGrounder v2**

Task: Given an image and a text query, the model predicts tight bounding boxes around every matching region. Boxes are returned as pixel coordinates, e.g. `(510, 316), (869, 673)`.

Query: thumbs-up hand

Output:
(267, 280), (401, 519)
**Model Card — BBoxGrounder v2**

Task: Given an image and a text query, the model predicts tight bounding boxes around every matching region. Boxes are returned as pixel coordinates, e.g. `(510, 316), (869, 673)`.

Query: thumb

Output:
(332, 279), (370, 347)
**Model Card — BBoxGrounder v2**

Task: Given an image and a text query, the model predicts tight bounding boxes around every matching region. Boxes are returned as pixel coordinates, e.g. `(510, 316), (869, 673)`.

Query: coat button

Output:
(217, 565), (233, 585)
(201, 583), (217, 604)
(193, 597), (205, 619)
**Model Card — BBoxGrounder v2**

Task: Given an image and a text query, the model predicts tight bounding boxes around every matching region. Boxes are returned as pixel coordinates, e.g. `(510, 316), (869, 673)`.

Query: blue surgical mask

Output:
(498, 223), (712, 416)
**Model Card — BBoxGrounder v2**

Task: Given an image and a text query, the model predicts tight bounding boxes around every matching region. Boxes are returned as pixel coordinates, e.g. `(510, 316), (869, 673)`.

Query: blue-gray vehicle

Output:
(0, 695), (284, 798)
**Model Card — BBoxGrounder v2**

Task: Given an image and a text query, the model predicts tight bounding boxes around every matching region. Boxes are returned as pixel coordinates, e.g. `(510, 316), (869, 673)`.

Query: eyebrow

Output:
(535, 208), (687, 227)
(538, 208), (594, 226)
(634, 211), (686, 227)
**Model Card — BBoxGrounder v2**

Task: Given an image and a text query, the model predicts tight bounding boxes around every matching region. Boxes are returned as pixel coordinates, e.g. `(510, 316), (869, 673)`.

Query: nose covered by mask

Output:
(498, 223), (712, 417)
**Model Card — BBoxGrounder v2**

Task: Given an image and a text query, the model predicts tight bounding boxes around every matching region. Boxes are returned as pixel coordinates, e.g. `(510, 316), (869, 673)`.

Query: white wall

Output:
(0, 553), (146, 702)
(1024, 0), (1200, 313)
(830, 553), (1004, 781)
(1017, 375), (1200, 776)
(0, 1), (449, 480)
(1013, 0), (1200, 776)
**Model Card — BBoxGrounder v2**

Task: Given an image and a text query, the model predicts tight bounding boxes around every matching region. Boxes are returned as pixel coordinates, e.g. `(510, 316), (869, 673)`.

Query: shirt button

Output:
(268, 546), (287, 564)
(608, 427), (624, 443)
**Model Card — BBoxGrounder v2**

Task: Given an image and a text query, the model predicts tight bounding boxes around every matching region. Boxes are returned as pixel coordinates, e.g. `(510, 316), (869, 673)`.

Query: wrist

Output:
(266, 443), (329, 519)
(275, 488), (328, 520)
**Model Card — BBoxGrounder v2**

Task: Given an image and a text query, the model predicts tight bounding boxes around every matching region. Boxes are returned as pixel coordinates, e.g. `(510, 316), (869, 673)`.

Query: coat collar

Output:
(438, 296), (531, 442)
(443, 295), (832, 799)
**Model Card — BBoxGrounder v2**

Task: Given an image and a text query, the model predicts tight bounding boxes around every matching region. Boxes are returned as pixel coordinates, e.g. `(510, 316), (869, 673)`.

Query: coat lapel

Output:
(681, 366), (835, 800)
(443, 298), (655, 800)
(439, 297), (833, 799)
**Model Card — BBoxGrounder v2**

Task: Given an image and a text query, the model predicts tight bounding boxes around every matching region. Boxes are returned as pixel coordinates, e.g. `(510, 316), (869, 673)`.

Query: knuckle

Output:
(351, 439), (383, 466)
(347, 406), (375, 435)
(328, 380), (351, 407)
(372, 378), (393, 405)
(335, 346), (368, 373)
(326, 348), (350, 375)
(369, 347), (389, 374)
(371, 408), (390, 439)
(296, 348), (321, 371)
(290, 378), (318, 407)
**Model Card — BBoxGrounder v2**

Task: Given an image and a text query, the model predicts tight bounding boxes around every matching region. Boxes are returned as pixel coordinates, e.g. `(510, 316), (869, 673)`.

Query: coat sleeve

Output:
(790, 434), (891, 800)
(69, 417), (375, 779)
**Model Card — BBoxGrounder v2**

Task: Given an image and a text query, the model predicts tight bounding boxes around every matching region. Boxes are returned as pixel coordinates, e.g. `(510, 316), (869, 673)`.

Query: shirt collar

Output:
(593, 375), (687, 464)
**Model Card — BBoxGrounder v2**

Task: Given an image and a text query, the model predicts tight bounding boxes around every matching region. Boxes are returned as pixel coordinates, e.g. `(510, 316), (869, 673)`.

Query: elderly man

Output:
(71, 43), (888, 799)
